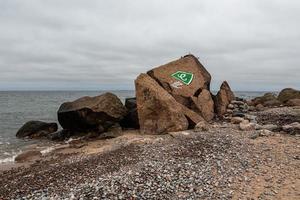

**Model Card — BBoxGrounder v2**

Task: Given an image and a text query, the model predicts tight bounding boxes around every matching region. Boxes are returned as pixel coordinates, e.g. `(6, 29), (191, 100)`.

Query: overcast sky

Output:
(0, 0), (299, 91)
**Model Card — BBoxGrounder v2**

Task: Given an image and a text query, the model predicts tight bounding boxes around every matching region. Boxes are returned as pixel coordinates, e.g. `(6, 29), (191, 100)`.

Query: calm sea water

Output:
(0, 90), (265, 162)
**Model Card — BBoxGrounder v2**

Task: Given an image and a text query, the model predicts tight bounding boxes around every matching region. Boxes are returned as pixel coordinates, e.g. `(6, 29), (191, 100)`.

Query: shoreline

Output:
(0, 106), (299, 199)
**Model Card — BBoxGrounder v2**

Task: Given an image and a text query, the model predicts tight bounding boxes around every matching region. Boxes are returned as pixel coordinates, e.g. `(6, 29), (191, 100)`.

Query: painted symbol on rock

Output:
(170, 81), (184, 89)
(171, 71), (194, 85)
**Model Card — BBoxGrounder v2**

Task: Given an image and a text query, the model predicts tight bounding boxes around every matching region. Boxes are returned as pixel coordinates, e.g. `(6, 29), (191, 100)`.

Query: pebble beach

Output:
(0, 107), (299, 200)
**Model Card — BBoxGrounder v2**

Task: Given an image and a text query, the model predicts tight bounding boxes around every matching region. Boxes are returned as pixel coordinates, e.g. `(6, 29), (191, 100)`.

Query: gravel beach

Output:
(0, 107), (299, 200)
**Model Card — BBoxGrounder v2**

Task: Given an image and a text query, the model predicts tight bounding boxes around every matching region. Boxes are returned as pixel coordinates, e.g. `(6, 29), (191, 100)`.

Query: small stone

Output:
(249, 132), (259, 139)
(231, 100), (244, 105)
(227, 104), (234, 109)
(232, 112), (245, 118)
(239, 120), (256, 131)
(261, 124), (278, 131)
(226, 109), (233, 114)
(194, 121), (210, 132)
(259, 129), (274, 137)
(231, 117), (244, 124)
(244, 114), (256, 121)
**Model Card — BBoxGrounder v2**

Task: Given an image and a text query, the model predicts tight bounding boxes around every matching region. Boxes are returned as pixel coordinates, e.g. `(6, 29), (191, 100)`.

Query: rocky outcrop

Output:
(135, 73), (189, 134)
(278, 88), (300, 103)
(120, 98), (139, 129)
(16, 121), (58, 138)
(214, 81), (235, 116)
(57, 92), (127, 132)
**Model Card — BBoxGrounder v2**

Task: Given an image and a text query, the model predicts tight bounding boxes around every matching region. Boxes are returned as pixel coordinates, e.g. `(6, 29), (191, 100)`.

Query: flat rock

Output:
(16, 121), (58, 138)
(282, 122), (300, 134)
(232, 112), (245, 118)
(15, 150), (42, 163)
(261, 124), (279, 131)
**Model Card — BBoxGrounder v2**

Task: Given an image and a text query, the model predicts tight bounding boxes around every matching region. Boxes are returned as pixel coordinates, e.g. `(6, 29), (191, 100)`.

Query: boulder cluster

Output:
(135, 54), (235, 134)
(249, 88), (300, 109)
(15, 54), (300, 140)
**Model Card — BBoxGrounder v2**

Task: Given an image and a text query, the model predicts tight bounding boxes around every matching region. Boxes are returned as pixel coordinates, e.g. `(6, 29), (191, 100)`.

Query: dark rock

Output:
(235, 97), (244, 101)
(57, 92), (127, 132)
(47, 130), (72, 141)
(99, 124), (123, 139)
(278, 88), (300, 103)
(232, 112), (245, 118)
(120, 98), (139, 129)
(16, 121), (58, 138)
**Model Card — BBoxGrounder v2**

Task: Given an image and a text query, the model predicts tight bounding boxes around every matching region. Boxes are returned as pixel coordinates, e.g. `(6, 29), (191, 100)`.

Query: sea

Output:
(0, 90), (266, 163)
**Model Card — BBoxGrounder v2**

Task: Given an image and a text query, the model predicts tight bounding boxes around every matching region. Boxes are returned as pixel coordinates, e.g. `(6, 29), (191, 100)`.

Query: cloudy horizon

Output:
(0, 0), (299, 91)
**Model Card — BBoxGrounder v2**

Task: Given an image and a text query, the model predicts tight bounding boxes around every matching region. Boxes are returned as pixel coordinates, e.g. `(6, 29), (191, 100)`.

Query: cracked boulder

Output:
(146, 54), (214, 121)
(135, 73), (190, 134)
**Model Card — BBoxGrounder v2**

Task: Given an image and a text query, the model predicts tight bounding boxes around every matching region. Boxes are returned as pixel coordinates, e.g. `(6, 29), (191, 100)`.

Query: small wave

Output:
(40, 146), (56, 154)
(0, 155), (17, 164)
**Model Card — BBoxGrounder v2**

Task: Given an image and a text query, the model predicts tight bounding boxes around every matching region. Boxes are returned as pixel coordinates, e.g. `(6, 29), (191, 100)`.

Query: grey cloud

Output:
(0, 0), (299, 91)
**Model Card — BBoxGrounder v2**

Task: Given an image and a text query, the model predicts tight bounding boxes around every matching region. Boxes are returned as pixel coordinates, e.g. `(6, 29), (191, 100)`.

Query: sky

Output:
(0, 0), (299, 91)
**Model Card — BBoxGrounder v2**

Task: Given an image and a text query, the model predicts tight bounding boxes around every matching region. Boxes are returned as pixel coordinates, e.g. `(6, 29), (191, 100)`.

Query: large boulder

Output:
(57, 92), (127, 132)
(147, 54), (214, 120)
(120, 98), (139, 129)
(278, 88), (300, 103)
(214, 81), (235, 116)
(147, 55), (211, 98)
(135, 73), (189, 134)
(16, 121), (58, 138)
